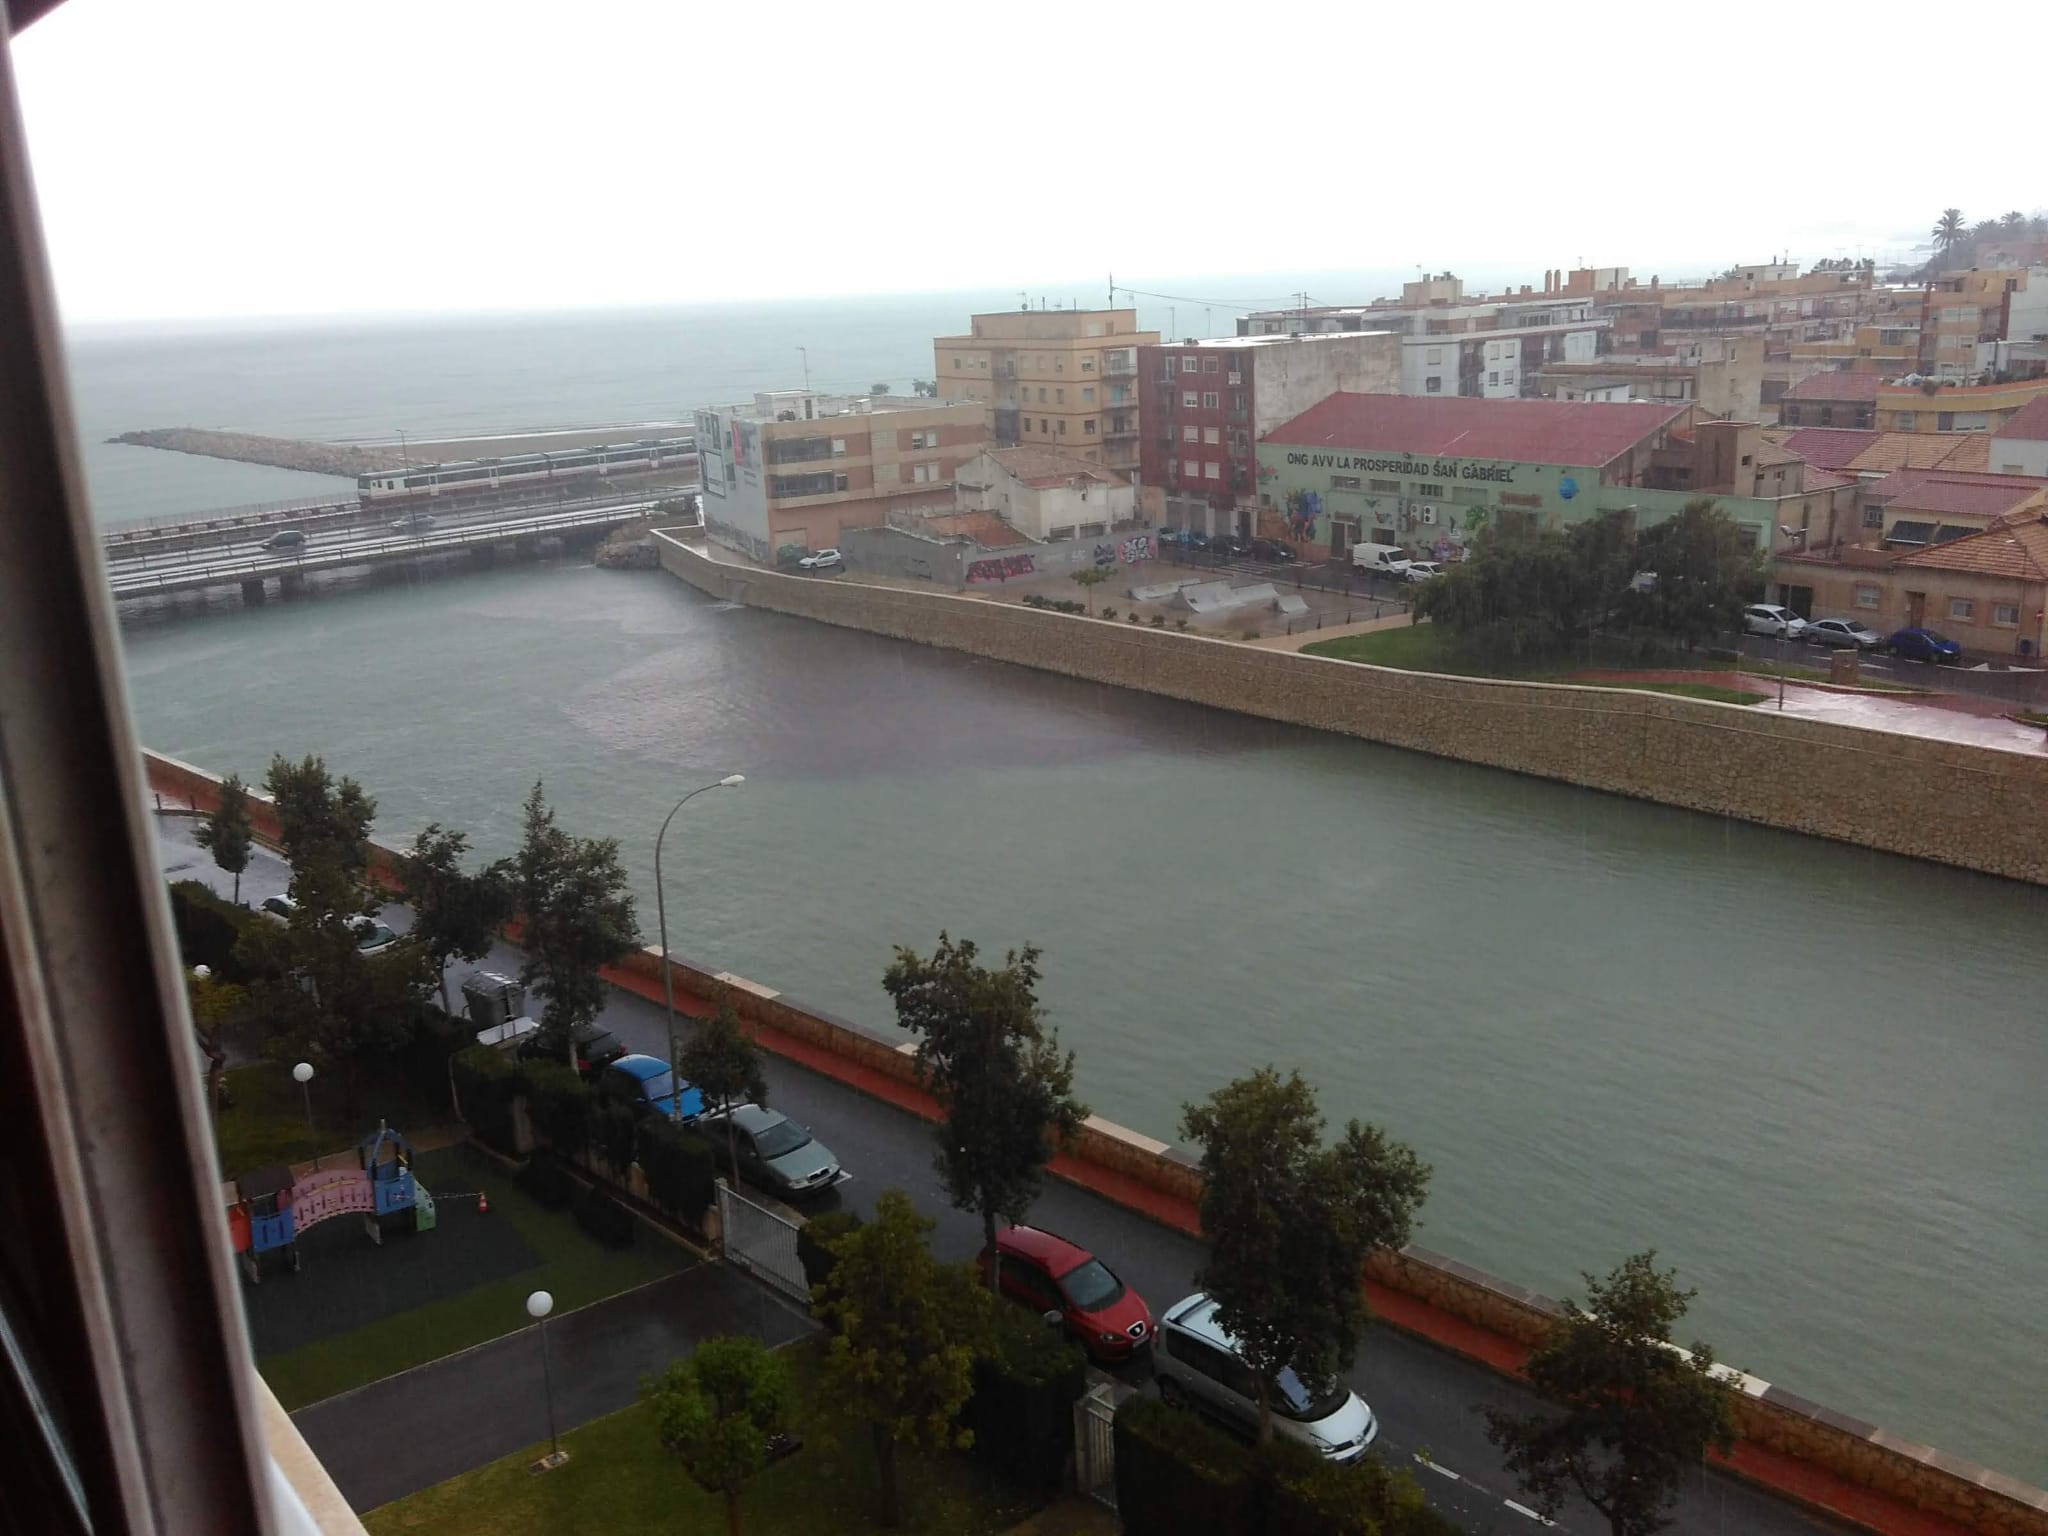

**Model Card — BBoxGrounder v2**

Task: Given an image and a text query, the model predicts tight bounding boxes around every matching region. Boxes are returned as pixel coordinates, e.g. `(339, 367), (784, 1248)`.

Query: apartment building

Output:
(1135, 331), (1401, 534)
(1875, 376), (2048, 433)
(694, 390), (986, 560)
(932, 308), (1159, 481)
(1238, 273), (1608, 400)
(1778, 371), (1884, 429)
(1918, 267), (2033, 379)
(1534, 334), (1765, 420)
(1992, 397), (2048, 476)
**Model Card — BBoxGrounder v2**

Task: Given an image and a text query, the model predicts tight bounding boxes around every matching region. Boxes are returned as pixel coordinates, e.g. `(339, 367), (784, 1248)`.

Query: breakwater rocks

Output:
(108, 428), (404, 478)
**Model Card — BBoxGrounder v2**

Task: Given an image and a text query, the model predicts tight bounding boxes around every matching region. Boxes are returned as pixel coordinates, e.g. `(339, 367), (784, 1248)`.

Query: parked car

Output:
(798, 548), (843, 573)
(351, 919), (400, 956)
(1180, 531), (1211, 552)
(1156, 528), (1188, 548)
(1401, 561), (1443, 583)
(263, 528), (306, 552)
(1743, 603), (1807, 639)
(1154, 1293), (1378, 1461)
(258, 894), (296, 923)
(1889, 627), (1962, 663)
(977, 1225), (1154, 1364)
(698, 1102), (842, 1199)
(1209, 535), (1252, 559)
(388, 512), (436, 533)
(595, 1054), (704, 1121)
(1248, 538), (1297, 563)
(1806, 618), (1885, 650)
(518, 1019), (628, 1077)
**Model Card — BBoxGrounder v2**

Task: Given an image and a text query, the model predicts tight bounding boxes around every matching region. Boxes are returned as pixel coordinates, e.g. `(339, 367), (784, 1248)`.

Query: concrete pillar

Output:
(239, 578), (267, 604)
(278, 570), (305, 597)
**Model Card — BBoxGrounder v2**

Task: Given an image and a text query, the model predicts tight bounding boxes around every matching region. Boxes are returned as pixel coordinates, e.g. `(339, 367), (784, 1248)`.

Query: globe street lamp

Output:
(526, 1289), (565, 1469)
(653, 775), (745, 1120)
(292, 1061), (316, 1167)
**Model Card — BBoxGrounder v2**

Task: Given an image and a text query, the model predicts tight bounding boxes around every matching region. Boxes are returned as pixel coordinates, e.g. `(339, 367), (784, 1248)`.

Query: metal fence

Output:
(1072, 1380), (1128, 1509)
(715, 1180), (809, 1303)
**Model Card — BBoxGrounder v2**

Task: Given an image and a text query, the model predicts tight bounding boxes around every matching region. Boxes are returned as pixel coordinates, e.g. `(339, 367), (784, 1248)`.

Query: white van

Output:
(1154, 1293), (1378, 1461)
(1351, 544), (1410, 577)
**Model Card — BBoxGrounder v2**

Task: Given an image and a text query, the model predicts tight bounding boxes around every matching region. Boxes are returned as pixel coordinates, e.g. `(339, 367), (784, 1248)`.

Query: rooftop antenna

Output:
(1019, 289), (1030, 311)
(798, 346), (810, 391)
(1108, 271), (1114, 307)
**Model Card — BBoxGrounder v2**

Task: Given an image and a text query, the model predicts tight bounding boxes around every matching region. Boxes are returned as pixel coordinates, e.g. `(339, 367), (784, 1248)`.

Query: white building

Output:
(1991, 396), (2048, 478)
(953, 446), (1135, 542)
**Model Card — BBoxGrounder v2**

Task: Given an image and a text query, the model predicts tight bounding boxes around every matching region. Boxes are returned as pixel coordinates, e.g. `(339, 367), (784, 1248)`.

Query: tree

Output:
(396, 823), (515, 1013)
(2001, 210), (2028, 234)
(678, 999), (768, 1179)
(812, 1190), (991, 1526)
(1180, 1067), (1431, 1445)
(645, 1335), (793, 1536)
(187, 966), (245, 1113)
(514, 780), (639, 1056)
(1415, 515), (1625, 663)
(1071, 564), (1114, 614)
(870, 381), (892, 396)
(1932, 207), (1966, 258)
(883, 934), (1084, 1290)
(194, 773), (254, 905)
(1622, 499), (1763, 651)
(910, 378), (938, 397)
(1484, 1252), (1737, 1536)
(265, 754), (376, 908)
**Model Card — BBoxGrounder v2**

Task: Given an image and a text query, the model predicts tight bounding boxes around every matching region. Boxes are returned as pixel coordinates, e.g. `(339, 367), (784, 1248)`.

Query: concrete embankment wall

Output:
(655, 532), (2048, 886)
(145, 747), (2048, 1534)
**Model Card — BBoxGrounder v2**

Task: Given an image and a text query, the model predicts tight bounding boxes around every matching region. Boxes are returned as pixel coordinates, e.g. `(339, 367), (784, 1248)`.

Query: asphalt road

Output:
(157, 821), (1846, 1533)
(294, 1266), (813, 1510)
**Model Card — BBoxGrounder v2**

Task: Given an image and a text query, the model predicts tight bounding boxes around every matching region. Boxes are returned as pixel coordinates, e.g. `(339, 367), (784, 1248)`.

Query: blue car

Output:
(597, 1054), (704, 1121)
(1889, 627), (1962, 663)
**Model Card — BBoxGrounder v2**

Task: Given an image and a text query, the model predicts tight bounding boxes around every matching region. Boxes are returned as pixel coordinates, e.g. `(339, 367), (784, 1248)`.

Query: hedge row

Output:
(963, 1303), (1088, 1495)
(168, 879), (262, 980)
(450, 1043), (719, 1228)
(1114, 1396), (1457, 1536)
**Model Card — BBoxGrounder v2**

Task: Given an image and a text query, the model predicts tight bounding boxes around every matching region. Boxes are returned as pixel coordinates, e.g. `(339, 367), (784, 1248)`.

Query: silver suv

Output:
(1153, 1293), (1377, 1461)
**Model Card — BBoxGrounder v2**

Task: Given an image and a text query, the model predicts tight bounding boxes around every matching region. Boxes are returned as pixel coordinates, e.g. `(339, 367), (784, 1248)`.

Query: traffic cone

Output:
(477, 1191), (489, 1215)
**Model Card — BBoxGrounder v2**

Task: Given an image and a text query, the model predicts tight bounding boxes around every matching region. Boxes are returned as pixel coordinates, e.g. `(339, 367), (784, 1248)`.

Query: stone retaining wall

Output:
(656, 533), (2048, 885)
(143, 745), (2048, 1532)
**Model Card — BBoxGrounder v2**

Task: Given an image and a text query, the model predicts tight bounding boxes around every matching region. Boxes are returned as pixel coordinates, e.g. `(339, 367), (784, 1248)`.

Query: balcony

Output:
(1102, 354), (1137, 376)
(1102, 422), (1138, 440)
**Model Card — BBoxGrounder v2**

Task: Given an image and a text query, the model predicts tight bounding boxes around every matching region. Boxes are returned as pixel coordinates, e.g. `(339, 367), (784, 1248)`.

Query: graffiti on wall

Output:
(904, 557), (933, 580)
(1119, 534), (1153, 564)
(965, 553), (1036, 584)
(1283, 489), (1322, 542)
(1092, 543), (1116, 568)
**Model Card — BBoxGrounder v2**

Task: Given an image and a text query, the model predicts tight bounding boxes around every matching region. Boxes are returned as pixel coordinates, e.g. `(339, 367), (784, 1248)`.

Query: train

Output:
(356, 435), (698, 506)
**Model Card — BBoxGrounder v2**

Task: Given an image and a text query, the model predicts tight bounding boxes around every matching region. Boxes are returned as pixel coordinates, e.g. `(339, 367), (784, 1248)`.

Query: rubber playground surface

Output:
(241, 1146), (541, 1357)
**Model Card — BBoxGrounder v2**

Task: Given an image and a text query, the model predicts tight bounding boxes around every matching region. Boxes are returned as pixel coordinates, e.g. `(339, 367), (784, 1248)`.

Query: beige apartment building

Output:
(934, 308), (1160, 481)
(694, 390), (987, 560)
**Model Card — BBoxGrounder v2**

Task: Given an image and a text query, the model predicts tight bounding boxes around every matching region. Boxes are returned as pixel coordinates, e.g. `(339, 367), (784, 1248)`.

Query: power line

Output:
(1108, 282), (1301, 313)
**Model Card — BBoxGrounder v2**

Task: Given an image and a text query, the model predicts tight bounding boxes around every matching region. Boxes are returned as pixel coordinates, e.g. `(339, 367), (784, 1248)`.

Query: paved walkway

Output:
(294, 1266), (813, 1512)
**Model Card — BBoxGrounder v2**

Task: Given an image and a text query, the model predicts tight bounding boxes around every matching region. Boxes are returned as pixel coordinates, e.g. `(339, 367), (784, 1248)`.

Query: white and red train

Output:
(355, 435), (697, 506)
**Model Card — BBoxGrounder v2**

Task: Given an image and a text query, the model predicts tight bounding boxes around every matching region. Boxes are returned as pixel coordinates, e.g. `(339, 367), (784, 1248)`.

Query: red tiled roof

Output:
(980, 446), (1124, 489)
(1994, 395), (2048, 442)
(920, 510), (1034, 548)
(1784, 371), (1886, 402)
(1894, 517), (2048, 581)
(1262, 394), (1687, 468)
(1775, 428), (1880, 469)
(1802, 468), (1855, 491)
(1867, 469), (2048, 519)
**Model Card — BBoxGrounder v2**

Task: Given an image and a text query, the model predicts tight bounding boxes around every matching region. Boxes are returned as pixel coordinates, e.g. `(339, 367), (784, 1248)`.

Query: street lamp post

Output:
(654, 776), (745, 1120)
(526, 1290), (566, 1469)
(292, 1061), (316, 1167)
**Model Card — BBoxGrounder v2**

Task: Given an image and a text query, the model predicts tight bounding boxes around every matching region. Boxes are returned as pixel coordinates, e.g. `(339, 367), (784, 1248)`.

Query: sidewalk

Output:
(294, 1266), (813, 1512)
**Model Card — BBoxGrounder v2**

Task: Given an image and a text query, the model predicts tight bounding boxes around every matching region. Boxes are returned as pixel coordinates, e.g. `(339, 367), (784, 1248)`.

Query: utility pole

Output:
(798, 346), (809, 391)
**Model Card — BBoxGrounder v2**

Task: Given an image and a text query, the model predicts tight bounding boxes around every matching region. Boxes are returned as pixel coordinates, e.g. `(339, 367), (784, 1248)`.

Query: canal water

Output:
(117, 558), (2048, 1483)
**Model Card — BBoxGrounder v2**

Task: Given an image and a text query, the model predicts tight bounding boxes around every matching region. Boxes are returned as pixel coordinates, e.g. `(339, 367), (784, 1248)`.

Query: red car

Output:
(978, 1225), (1154, 1364)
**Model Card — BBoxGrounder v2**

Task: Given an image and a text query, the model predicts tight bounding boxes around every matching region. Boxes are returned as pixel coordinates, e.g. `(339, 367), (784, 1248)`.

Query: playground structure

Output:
(227, 1122), (436, 1283)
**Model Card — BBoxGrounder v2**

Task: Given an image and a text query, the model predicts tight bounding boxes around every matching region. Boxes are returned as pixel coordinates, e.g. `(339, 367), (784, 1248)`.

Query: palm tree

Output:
(1931, 208), (1966, 257)
(2001, 210), (2028, 234)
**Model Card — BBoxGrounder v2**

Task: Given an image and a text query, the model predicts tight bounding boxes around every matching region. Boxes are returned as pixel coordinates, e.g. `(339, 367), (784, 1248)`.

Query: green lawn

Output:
(258, 1144), (694, 1409)
(364, 1340), (1042, 1536)
(211, 1060), (454, 1178)
(1302, 623), (1835, 693)
(1572, 679), (1768, 706)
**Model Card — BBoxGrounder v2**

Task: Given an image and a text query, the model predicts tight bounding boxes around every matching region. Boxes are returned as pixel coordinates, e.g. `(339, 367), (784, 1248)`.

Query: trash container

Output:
(462, 971), (526, 1030)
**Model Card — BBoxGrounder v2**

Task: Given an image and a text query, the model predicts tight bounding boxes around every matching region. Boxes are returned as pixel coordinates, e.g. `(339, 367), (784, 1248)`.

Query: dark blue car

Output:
(597, 1054), (705, 1121)
(1889, 627), (1962, 663)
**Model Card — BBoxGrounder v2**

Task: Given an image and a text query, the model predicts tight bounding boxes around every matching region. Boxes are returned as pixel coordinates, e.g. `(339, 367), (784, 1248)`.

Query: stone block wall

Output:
(656, 534), (2048, 885)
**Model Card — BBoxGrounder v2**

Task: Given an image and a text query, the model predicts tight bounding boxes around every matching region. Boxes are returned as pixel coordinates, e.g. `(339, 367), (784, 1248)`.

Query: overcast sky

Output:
(12, 0), (2040, 322)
